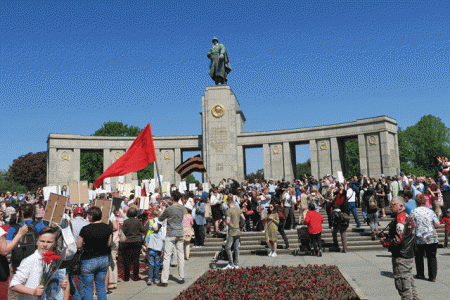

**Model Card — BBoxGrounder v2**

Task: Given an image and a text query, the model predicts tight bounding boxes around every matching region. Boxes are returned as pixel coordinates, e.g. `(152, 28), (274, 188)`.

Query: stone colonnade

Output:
(47, 85), (400, 187)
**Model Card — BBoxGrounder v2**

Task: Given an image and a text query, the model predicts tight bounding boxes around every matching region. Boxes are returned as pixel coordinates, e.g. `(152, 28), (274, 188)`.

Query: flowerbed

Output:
(175, 265), (359, 300)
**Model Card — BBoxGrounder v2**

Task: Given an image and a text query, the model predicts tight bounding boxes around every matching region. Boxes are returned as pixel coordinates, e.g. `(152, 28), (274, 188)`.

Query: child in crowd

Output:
(209, 242), (236, 269)
(9, 226), (70, 300)
(440, 209), (450, 248)
(144, 209), (165, 286)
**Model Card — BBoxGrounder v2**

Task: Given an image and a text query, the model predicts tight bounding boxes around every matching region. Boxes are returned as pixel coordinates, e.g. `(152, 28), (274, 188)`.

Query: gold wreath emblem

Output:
(211, 104), (225, 118)
(319, 141), (328, 151)
(164, 151), (171, 160)
(272, 145), (280, 154)
(114, 151), (122, 160)
(368, 136), (377, 145)
(60, 151), (69, 160)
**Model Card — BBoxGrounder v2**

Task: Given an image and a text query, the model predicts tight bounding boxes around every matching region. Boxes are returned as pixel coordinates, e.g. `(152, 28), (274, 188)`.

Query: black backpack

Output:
(11, 221), (39, 267)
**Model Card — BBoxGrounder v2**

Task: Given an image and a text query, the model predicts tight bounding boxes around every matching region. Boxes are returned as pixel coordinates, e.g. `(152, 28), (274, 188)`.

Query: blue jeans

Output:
(148, 249), (161, 281)
(348, 202), (361, 226)
(225, 235), (240, 266)
(69, 273), (82, 300)
(80, 255), (109, 300)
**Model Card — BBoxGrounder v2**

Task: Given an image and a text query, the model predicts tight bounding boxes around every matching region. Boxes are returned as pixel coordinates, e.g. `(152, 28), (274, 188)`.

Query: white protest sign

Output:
(43, 186), (58, 201)
(189, 183), (196, 191)
(118, 176), (125, 184)
(140, 197), (149, 210)
(179, 181), (187, 193)
(202, 183), (209, 193)
(135, 186), (142, 198)
(337, 171), (344, 184)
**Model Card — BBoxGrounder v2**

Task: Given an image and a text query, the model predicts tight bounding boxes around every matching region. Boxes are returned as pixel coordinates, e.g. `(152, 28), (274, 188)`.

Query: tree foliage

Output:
(185, 174), (196, 187)
(8, 151), (47, 191)
(246, 168), (265, 182)
(80, 121), (154, 184)
(344, 139), (360, 178)
(398, 115), (450, 177)
(296, 159), (311, 178)
(0, 170), (28, 194)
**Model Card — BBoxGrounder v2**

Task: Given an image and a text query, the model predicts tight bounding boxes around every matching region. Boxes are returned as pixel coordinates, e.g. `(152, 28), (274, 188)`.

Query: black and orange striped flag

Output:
(175, 155), (207, 179)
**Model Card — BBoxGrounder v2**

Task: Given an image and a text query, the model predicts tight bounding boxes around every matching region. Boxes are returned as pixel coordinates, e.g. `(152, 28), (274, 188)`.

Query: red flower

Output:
(43, 256), (52, 264)
(44, 251), (56, 256)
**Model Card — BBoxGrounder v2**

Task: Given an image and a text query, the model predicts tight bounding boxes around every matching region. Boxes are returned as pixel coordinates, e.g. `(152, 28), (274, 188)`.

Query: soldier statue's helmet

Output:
(212, 37), (218, 42)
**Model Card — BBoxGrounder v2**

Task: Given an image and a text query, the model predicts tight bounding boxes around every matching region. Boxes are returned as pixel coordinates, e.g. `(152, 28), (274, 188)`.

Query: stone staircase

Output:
(189, 208), (448, 257)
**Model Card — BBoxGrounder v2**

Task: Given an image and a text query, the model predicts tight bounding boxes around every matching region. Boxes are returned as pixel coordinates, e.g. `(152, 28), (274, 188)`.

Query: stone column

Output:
(366, 133), (382, 178)
(159, 149), (175, 185)
(317, 139), (332, 179)
(72, 148), (81, 183)
(270, 144), (284, 181)
(330, 137), (342, 177)
(47, 148), (58, 186)
(379, 131), (398, 177)
(394, 133), (400, 175)
(174, 148), (182, 185)
(263, 144), (271, 180)
(202, 85), (243, 185)
(283, 142), (295, 181)
(310, 140), (319, 179)
(358, 134), (368, 177)
(237, 145), (245, 182)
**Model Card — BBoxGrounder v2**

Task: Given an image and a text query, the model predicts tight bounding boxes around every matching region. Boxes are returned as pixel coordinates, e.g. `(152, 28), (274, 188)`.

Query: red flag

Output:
(141, 184), (147, 197)
(94, 123), (157, 189)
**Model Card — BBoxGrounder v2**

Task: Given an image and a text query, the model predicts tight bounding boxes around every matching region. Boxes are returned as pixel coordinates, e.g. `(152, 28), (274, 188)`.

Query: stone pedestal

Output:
(202, 85), (245, 184)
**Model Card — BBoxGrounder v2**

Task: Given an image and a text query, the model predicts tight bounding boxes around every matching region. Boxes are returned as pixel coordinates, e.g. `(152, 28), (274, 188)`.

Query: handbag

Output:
(119, 227), (127, 243)
(0, 254), (10, 282)
(245, 210), (254, 216)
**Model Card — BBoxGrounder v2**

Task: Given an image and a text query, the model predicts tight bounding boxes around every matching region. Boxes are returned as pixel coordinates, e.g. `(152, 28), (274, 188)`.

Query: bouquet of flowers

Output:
(40, 249), (66, 287)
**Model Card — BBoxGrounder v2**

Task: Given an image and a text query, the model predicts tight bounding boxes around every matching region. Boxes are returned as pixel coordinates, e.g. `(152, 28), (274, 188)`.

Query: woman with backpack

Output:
(367, 196), (379, 240)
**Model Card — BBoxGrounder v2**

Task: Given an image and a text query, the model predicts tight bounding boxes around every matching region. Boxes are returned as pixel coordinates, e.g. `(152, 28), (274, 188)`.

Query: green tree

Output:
(8, 151), (47, 191)
(185, 174), (196, 187)
(344, 139), (360, 178)
(398, 115), (450, 177)
(0, 170), (28, 194)
(80, 122), (154, 183)
(296, 159), (311, 178)
(246, 168), (265, 182)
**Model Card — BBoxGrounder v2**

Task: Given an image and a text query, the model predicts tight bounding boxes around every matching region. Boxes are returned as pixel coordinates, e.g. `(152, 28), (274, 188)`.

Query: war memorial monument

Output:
(46, 38), (400, 187)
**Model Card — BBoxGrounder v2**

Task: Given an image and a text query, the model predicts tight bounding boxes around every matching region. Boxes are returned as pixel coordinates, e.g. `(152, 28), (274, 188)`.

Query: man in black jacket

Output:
(381, 196), (418, 300)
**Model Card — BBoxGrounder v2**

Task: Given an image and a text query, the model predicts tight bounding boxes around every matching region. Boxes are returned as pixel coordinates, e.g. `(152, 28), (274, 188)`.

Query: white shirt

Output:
(0, 227), (6, 237)
(10, 250), (44, 298)
(210, 193), (221, 205)
(150, 193), (160, 204)
(347, 188), (356, 203)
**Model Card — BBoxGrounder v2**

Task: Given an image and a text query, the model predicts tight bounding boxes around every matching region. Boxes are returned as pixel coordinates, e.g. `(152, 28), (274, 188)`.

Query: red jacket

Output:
(303, 210), (324, 234)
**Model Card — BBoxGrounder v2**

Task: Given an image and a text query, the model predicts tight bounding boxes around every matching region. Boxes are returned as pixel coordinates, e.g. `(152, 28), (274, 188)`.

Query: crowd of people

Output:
(0, 160), (449, 299)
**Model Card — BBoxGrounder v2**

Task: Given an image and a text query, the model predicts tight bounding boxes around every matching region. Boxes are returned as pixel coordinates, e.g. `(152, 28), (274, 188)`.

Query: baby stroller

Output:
(293, 225), (310, 256)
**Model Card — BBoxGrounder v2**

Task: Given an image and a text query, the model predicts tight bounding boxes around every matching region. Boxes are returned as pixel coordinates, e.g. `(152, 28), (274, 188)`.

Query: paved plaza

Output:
(108, 249), (450, 300)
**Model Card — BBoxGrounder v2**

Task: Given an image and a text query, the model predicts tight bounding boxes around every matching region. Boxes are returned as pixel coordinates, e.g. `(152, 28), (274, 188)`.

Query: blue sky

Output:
(1, 0), (449, 181)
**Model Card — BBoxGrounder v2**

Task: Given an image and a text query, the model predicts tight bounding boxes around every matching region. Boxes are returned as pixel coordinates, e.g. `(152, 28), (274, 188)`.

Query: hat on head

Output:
(381, 174), (385, 178)
(447, 208), (450, 213)
(73, 207), (84, 215)
(212, 36), (218, 42)
(400, 172), (404, 175)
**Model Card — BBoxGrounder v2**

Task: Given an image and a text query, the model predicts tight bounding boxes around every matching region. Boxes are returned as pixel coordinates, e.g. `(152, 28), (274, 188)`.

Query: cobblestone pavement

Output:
(108, 249), (450, 300)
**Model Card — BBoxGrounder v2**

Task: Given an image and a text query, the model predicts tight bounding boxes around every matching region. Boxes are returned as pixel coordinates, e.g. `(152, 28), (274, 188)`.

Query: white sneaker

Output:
(272, 252), (277, 257)
(233, 265), (239, 269)
(268, 251), (273, 257)
(222, 264), (234, 270)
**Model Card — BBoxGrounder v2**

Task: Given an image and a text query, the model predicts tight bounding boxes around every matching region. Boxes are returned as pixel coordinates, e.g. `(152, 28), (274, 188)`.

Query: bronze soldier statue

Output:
(207, 37), (231, 85)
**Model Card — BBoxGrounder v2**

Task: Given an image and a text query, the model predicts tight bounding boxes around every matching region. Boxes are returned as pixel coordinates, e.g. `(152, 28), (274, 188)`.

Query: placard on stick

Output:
(44, 193), (68, 225)
(95, 199), (112, 224)
(112, 197), (122, 212)
(69, 181), (89, 205)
